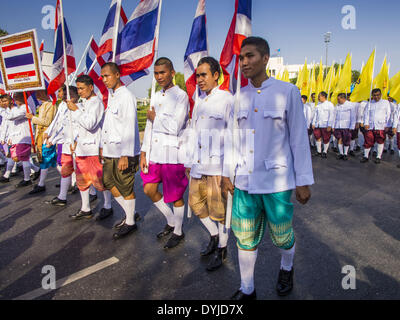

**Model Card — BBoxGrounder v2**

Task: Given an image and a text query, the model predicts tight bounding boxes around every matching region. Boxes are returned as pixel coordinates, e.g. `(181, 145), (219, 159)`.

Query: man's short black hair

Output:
(241, 36), (270, 57)
(338, 93), (347, 100)
(13, 92), (24, 103)
(155, 57), (174, 71)
(101, 62), (120, 74)
(197, 57), (221, 78)
(319, 91), (328, 98)
(69, 86), (78, 97)
(301, 95), (308, 101)
(372, 88), (381, 95)
(76, 75), (94, 86)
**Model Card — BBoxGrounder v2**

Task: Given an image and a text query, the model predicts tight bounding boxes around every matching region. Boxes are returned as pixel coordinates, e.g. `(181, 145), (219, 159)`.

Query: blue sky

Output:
(1, 0), (399, 97)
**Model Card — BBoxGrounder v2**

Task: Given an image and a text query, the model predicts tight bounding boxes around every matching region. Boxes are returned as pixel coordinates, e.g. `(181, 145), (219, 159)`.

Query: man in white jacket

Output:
(100, 62), (141, 240)
(66, 75), (113, 221)
(140, 57), (189, 249)
(312, 91), (335, 158)
(361, 89), (391, 164)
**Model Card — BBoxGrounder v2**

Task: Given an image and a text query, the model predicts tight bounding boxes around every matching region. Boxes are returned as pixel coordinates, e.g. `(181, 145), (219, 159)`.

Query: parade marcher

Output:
(140, 57), (189, 249)
(312, 91), (335, 158)
(27, 89), (58, 194)
(333, 93), (356, 160)
(100, 62), (141, 240)
(390, 98), (400, 167)
(44, 86), (79, 206)
(385, 95), (397, 154)
(222, 37), (314, 300)
(361, 89), (391, 164)
(65, 75), (113, 221)
(302, 95), (315, 149)
(186, 57), (233, 271)
(0, 95), (12, 177)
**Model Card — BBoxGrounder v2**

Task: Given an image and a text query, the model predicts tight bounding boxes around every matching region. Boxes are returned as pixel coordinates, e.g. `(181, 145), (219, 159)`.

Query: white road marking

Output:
(0, 191), (9, 195)
(14, 256), (119, 300)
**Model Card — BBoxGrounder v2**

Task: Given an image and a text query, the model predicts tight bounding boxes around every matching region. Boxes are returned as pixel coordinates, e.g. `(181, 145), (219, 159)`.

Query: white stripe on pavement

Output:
(14, 256), (120, 300)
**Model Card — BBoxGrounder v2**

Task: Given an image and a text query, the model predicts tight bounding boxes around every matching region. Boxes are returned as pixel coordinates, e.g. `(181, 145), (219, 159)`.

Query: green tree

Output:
(0, 28), (8, 37)
(147, 72), (187, 98)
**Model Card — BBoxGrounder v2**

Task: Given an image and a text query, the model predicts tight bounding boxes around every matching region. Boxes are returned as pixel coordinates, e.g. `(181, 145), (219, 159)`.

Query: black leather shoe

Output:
(0, 176), (10, 183)
(113, 212), (140, 229)
(231, 289), (257, 300)
(157, 224), (175, 239)
(390, 149), (395, 155)
(375, 158), (381, 164)
(322, 152), (328, 159)
(360, 157), (369, 163)
(336, 154), (344, 160)
(89, 194), (98, 203)
(313, 152), (322, 157)
(16, 179), (32, 188)
(343, 155), (348, 161)
(55, 184), (60, 188)
(69, 210), (93, 220)
(68, 185), (79, 194)
(349, 150), (356, 157)
(31, 169), (40, 181)
(200, 235), (219, 256)
(29, 185), (46, 195)
(383, 149), (387, 153)
(45, 197), (67, 207)
(206, 247), (227, 271)
(96, 208), (113, 221)
(276, 268), (294, 296)
(164, 233), (185, 249)
(113, 223), (137, 240)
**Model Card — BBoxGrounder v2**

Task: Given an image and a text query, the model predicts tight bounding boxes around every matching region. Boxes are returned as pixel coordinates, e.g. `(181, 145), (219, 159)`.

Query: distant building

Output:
(268, 56), (323, 80)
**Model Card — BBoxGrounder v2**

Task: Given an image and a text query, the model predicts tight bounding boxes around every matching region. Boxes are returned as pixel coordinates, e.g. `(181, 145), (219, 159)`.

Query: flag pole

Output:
(70, 35), (93, 85)
(145, 0), (163, 172)
(112, 0), (122, 63)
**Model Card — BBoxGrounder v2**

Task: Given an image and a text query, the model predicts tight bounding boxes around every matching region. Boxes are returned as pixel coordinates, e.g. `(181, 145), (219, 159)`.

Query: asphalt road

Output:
(0, 147), (399, 300)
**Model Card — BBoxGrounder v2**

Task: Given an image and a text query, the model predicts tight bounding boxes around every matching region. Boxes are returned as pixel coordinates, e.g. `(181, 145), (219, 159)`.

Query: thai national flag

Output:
(0, 74), (5, 95)
(97, 0), (128, 62)
(117, 0), (160, 80)
(48, 0), (76, 96)
(184, 0), (208, 116)
(219, 0), (252, 93)
(85, 39), (109, 108)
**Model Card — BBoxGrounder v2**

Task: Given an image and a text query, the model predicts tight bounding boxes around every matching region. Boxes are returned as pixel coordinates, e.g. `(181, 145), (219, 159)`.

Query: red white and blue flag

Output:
(47, 0), (76, 96)
(117, 0), (160, 80)
(0, 74), (4, 94)
(220, 0), (252, 93)
(184, 0), (208, 116)
(97, 0), (128, 62)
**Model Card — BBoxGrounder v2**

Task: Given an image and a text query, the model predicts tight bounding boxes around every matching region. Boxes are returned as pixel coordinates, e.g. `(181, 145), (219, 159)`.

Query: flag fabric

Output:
(295, 66), (302, 89)
(0, 73), (5, 94)
(282, 68), (290, 82)
(184, 0), (208, 116)
(315, 59), (324, 105)
(323, 61), (335, 95)
(372, 55), (389, 99)
(47, 0), (76, 96)
(219, 0), (252, 93)
(299, 59), (309, 96)
(389, 71), (400, 103)
(116, 0), (160, 80)
(332, 53), (352, 105)
(350, 49), (375, 103)
(97, 0), (128, 62)
(85, 39), (109, 108)
(39, 41), (57, 102)
(308, 63), (316, 102)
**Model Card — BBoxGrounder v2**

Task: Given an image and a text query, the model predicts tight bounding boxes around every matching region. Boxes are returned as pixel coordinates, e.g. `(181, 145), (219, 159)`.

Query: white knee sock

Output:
(114, 196), (125, 213)
(103, 190), (112, 209)
(22, 161), (31, 181)
(3, 159), (14, 178)
(89, 185), (96, 196)
(238, 249), (258, 295)
(30, 157), (39, 172)
(338, 144), (344, 155)
(323, 143), (329, 153)
(218, 222), (229, 248)
(154, 197), (175, 227)
(11, 161), (17, 173)
(124, 199), (136, 226)
(350, 140), (355, 151)
(80, 189), (91, 212)
(377, 143), (384, 159)
(316, 141), (322, 153)
(279, 243), (296, 271)
(364, 148), (371, 158)
(58, 176), (71, 200)
(71, 171), (77, 186)
(344, 146), (349, 155)
(38, 168), (48, 187)
(173, 206), (185, 236)
(200, 217), (219, 236)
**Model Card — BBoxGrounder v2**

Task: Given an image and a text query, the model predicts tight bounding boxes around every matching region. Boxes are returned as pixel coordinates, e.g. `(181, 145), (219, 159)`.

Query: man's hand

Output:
(393, 128), (397, 135)
(66, 100), (78, 111)
(296, 186), (311, 205)
(185, 168), (191, 180)
(26, 113), (33, 120)
(118, 156), (129, 171)
(147, 106), (156, 122)
(140, 152), (148, 173)
(364, 125), (370, 130)
(221, 177), (235, 199)
(327, 127), (332, 132)
(70, 141), (77, 153)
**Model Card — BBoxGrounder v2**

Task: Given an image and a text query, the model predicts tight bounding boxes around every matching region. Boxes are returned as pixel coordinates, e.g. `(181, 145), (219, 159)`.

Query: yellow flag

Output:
(266, 66), (270, 77)
(296, 66), (302, 88)
(372, 56), (389, 99)
(300, 59), (309, 96)
(307, 63), (316, 102)
(350, 49), (376, 103)
(315, 59), (325, 105)
(332, 53), (352, 105)
(282, 68), (290, 83)
(323, 61), (336, 96)
(389, 71), (400, 103)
